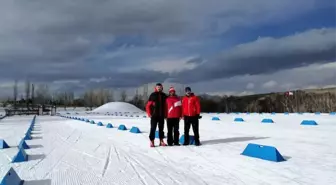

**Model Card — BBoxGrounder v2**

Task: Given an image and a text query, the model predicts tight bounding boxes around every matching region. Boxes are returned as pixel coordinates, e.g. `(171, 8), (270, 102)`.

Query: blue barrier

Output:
(212, 117), (220, 121)
(0, 167), (23, 185)
(284, 112), (289, 115)
(271, 112), (276, 115)
(106, 123), (113, 128)
(0, 139), (9, 149)
(301, 120), (318, 126)
(85, 119), (90, 122)
(179, 135), (195, 145)
(234, 118), (244, 122)
(241, 143), (285, 162)
(118, 125), (127, 130)
(330, 112), (336, 115)
(315, 112), (321, 115)
(261, 119), (274, 123)
(12, 148), (28, 163)
(18, 139), (29, 149)
(24, 133), (31, 140)
(130, 127), (141, 133)
(97, 122), (103, 126)
(90, 120), (95, 124)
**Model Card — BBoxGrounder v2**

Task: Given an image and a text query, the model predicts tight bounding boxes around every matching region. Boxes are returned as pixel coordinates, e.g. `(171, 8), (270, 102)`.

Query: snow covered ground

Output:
(1, 110), (336, 185)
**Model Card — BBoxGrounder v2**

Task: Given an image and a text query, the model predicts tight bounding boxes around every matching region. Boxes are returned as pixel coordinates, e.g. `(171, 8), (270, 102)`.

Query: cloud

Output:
(175, 28), (336, 83)
(246, 83), (255, 90)
(262, 80), (278, 89)
(0, 1), (326, 78)
(145, 56), (200, 73)
(0, 0), (334, 98)
(188, 62), (336, 95)
(187, 57), (204, 65)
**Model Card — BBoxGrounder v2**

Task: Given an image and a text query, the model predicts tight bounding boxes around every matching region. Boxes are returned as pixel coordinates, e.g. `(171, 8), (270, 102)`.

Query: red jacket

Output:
(165, 96), (182, 118)
(182, 93), (201, 117)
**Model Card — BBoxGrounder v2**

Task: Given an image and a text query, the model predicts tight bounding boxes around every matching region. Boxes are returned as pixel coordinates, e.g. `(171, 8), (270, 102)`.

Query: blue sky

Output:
(0, 0), (335, 98)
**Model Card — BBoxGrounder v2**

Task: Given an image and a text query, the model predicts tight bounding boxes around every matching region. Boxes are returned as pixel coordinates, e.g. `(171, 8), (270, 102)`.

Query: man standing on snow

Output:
(165, 87), (182, 146)
(146, 83), (168, 147)
(182, 87), (202, 146)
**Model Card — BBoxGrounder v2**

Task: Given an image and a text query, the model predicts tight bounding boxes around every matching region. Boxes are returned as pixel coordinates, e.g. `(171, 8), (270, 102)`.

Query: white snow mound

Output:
(92, 102), (144, 113)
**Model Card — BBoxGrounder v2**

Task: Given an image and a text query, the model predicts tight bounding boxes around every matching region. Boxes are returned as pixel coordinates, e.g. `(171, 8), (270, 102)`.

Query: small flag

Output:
(285, 91), (293, 96)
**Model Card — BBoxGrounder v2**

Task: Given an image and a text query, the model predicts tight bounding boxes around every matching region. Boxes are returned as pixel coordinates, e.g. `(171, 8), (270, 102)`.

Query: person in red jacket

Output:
(165, 86), (182, 146)
(146, 83), (168, 147)
(182, 86), (202, 146)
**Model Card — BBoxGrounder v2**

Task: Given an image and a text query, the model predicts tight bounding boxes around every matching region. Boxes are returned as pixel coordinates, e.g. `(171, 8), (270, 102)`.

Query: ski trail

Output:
(102, 145), (111, 177)
(42, 130), (82, 179)
(186, 146), (247, 185)
(112, 145), (121, 162)
(139, 134), (192, 185)
(29, 147), (57, 170)
(122, 155), (147, 185)
(122, 150), (164, 185)
(93, 144), (101, 152)
(42, 145), (71, 179)
(148, 148), (185, 184)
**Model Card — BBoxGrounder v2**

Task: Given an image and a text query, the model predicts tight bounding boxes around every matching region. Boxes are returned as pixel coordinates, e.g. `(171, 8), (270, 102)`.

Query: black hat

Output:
(156, 83), (162, 86)
(185, 87), (191, 92)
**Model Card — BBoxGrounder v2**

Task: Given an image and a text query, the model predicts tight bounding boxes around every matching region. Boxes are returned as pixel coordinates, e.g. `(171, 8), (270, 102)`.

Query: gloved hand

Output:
(197, 114), (202, 119)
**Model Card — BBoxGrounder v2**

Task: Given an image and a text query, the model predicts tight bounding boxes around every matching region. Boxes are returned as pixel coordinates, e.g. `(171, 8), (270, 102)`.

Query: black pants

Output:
(184, 116), (200, 144)
(149, 117), (164, 141)
(167, 118), (180, 145)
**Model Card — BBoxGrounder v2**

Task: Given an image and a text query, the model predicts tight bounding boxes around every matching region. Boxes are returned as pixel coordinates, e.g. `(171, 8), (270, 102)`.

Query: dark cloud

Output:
(0, 0), (333, 95)
(85, 70), (170, 89)
(175, 28), (336, 83)
(186, 57), (204, 64)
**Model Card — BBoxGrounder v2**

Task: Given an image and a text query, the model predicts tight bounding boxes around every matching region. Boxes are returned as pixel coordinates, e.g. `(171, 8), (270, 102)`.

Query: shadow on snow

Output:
(201, 137), (270, 145)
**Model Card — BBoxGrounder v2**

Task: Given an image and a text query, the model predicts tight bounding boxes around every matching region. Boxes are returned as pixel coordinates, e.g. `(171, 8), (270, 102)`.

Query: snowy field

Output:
(1, 106), (336, 184)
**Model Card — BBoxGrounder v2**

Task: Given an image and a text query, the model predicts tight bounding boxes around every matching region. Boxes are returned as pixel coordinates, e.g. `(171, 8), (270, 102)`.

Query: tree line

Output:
(2, 80), (335, 113)
(199, 89), (336, 113)
(1, 80), (143, 111)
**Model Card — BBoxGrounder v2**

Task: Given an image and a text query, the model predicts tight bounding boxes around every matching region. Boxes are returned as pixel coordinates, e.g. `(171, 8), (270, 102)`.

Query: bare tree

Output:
(120, 90), (127, 102)
(31, 84), (35, 105)
(98, 88), (105, 105)
(83, 89), (95, 110)
(62, 91), (68, 109)
(25, 79), (31, 106)
(35, 84), (52, 105)
(89, 89), (95, 110)
(143, 83), (148, 102)
(106, 89), (114, 102)
(13, 80), (18, 109)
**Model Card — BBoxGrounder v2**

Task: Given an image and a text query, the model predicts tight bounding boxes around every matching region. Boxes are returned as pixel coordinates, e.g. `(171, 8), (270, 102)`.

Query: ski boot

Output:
(159, 140), (167, 146)
(150, 140), (155, 147)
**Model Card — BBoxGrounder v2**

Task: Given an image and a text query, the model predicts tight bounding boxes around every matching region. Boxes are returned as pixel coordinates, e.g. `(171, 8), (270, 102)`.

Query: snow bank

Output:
(92, 102), (144, 113)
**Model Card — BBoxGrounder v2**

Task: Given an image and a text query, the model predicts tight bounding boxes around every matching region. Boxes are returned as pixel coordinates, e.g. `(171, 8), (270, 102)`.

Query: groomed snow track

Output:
(1, 112), (336, 185)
